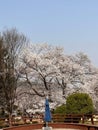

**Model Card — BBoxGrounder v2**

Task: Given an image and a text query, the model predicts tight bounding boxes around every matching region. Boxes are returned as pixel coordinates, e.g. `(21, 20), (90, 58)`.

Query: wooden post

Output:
(82, 114), (85, 124)
(91, 115), (94, 125)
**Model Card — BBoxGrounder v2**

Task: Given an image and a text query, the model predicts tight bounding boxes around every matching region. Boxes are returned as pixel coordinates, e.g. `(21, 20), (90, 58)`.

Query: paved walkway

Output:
(52, 128), (80, 130)
(35, 128), (80, 130)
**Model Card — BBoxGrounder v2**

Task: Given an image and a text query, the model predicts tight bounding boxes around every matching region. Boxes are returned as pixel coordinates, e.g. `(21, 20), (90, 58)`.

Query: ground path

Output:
(34, 128), (80, 130)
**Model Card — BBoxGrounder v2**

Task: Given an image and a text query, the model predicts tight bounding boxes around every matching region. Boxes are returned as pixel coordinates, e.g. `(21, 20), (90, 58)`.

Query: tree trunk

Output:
(9, 113), (12, 127)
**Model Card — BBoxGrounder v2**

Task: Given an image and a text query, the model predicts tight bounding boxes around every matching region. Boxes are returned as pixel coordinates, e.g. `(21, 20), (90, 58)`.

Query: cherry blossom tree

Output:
(18, 43), (98, 111)
(19, 44), (62, 101)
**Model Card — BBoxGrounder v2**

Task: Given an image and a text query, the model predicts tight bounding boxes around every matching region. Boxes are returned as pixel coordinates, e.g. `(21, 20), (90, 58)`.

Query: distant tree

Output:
(0, 37), (6, 106)
(0, 28), (28, 126)
(66, 93), (94, 114)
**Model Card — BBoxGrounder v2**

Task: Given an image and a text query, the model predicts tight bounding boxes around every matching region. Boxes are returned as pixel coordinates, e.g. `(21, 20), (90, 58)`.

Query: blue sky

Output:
(0, 0), (98, 66)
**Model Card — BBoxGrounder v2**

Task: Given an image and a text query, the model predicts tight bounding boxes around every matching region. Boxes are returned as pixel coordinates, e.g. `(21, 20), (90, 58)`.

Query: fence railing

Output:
(52, 114), (94, 124)
(0, 114), (98, 128)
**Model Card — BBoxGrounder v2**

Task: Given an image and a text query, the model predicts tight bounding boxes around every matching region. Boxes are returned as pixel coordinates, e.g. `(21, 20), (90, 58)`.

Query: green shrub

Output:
(66, 93), (94, 114)
(54, 104), (66, 114)
(65, 93), (94, 123)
